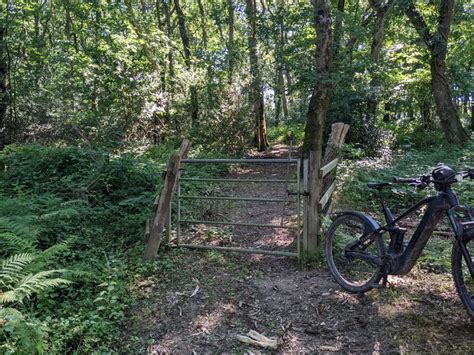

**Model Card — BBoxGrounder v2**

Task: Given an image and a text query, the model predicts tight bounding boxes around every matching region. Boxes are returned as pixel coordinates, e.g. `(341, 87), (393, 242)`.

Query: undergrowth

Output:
(1, 137), (472, 352)
(0, 142), (228, 353)
(337, 140), (474, 271)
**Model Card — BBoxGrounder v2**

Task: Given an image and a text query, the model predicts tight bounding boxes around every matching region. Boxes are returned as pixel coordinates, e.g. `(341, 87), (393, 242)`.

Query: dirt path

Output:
(124, 145), (474, 353)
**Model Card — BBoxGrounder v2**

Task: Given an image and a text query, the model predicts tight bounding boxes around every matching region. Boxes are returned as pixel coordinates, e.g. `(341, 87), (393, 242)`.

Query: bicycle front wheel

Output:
(325, 213), (384, 293)
(452, 229), (474, 319)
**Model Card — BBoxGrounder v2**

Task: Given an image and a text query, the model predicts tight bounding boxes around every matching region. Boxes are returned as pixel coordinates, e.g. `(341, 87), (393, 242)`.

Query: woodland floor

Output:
(124, 145), (474, 353)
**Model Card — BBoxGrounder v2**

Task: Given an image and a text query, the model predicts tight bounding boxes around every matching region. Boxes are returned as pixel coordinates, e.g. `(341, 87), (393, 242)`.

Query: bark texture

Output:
(174, 0), (199, 126)
(245, 0), (269, 151)
(0, 17), (7, 149)
(302, 0), (333, 156)
(366, 0), (393, 128)
(405, 0), (469, 144)
(274, 0), (288, 124)
(227, 0), (235, 85)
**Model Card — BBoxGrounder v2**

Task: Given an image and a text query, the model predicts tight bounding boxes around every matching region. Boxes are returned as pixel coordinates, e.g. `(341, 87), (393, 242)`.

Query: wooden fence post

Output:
(143, 139), (191, 260)
(321, 123), (349, 213)
(303, 122), (350, 255)
(306, 150), (322, 252)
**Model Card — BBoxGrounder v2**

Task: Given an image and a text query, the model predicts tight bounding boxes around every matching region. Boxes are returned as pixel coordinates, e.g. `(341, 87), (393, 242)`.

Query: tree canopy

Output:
(0, 0), (471, 152)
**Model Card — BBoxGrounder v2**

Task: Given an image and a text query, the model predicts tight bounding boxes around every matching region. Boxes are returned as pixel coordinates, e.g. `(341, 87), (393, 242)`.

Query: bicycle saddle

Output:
(367, 182), (392, 189)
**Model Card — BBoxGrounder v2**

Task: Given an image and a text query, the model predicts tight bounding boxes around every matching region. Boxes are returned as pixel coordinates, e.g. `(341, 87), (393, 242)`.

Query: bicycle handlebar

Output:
(393, 177), (419, 184)
(393, 168), (473, 189)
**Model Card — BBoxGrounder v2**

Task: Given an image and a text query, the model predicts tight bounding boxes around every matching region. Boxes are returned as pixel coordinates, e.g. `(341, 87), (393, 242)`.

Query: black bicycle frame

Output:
(375, 188), (473, 276)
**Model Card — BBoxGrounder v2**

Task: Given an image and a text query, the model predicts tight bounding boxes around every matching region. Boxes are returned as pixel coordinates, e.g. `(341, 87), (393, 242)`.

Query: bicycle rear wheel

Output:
(452, 229), (474, 319)
(325, 213), (384, 293)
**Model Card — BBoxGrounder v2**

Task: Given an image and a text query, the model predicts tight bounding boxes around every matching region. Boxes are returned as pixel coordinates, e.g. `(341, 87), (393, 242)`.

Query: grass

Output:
(337, 140), (474, 212)
(334, 139), (473, 276)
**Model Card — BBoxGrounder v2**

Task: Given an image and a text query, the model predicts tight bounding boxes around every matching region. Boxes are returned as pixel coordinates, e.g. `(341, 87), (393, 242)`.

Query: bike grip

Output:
(393, 177), (416, 183)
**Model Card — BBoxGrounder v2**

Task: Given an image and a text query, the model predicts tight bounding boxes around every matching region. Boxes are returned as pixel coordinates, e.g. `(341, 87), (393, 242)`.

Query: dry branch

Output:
(236, 330), (278, 350)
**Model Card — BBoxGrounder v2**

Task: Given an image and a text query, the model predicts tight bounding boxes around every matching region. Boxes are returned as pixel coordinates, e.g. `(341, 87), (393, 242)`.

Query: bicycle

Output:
(325, 165), (474, 318)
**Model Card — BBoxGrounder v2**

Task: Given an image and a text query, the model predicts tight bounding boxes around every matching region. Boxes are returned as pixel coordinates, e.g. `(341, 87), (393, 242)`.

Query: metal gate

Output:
(171, 156), (301, 257)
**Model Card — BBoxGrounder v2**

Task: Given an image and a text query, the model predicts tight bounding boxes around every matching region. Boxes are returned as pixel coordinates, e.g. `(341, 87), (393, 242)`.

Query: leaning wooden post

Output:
(321, 123), (349, 214)
(306, 150), (322, 252)
(143, 139), (191, 260)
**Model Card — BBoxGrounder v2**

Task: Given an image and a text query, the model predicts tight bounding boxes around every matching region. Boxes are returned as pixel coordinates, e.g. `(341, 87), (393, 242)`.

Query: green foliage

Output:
(0, 254), (70, 304)
(0, 144), (167, 352)
(339, 140), (474, 212)
(0, 241), (71, 353)
(0, 0), (472, 351)
(0, 307), (46, 354)
(267, 122), (305, 146)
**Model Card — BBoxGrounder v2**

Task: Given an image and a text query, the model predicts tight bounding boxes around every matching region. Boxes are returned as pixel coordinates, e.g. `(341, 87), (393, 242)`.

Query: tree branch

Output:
(437, 0), (453, 42)
(404, 0), (433, 50)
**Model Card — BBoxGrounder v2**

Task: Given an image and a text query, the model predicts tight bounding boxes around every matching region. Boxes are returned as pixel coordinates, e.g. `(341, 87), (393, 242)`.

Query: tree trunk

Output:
(333, 0), (345, 58)
(156, 0), (165, 89)
(162, 0), (176, 130)
(0, 17), (8, 149)
(197, 0), (207, 47)
(277, 0), (288, 121)
(245, 0), (269, 151)
(419, 98), (432, 128)
(383, 102), (392, 123)
(405, 0), (469, 144)
(430, 57), (469, 143)
(227, 0), (235, 85)
(366, 0), (392, 129)
(274, 1), (288, 123)
(471, 99), (474, 131)
(197, 0), (213, 103)
(302, 0), (333, 157)
(174, 0), (199, 126)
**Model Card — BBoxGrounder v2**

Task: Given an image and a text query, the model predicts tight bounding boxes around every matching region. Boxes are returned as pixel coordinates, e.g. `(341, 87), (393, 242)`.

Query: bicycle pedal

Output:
(372, 275), (389, 289)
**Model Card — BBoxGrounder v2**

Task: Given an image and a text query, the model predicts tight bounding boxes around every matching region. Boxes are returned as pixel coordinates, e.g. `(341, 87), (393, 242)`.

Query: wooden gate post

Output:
(303, 122), (349, 255)
(306, 149), (322, 252)
(143, 139), (191, 260)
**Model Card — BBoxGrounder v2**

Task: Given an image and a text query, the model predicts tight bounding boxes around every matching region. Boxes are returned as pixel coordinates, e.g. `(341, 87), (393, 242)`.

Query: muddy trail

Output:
(125, 145), (474, 353)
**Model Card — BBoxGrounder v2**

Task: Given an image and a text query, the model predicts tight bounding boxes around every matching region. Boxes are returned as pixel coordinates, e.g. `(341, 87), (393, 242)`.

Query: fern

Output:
(1, 271), (71, 304)
(0, 254), (35, 277)
(0, 216), (38, 241)
(40, 208), (80, 220)
(32, 237), (74, 270)
(0, 254), (71, 304)
(0, 217), (38, 256)
(0, 232), (36, 254)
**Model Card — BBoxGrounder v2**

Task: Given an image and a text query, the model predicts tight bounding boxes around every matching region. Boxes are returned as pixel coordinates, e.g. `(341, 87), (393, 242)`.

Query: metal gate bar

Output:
(179, 219), (299, 229)
(175, 244), (298, 257)
(174, 157), (301, 258)
(181, 158), (298, 164)
(180, 195), (291, 203)
(179, 177), (297, 183)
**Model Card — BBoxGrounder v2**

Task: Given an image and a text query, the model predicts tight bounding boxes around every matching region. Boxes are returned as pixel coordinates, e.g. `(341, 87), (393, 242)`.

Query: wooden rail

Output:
(319, 180), (336, 210)
(320, 158), (338, 178)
